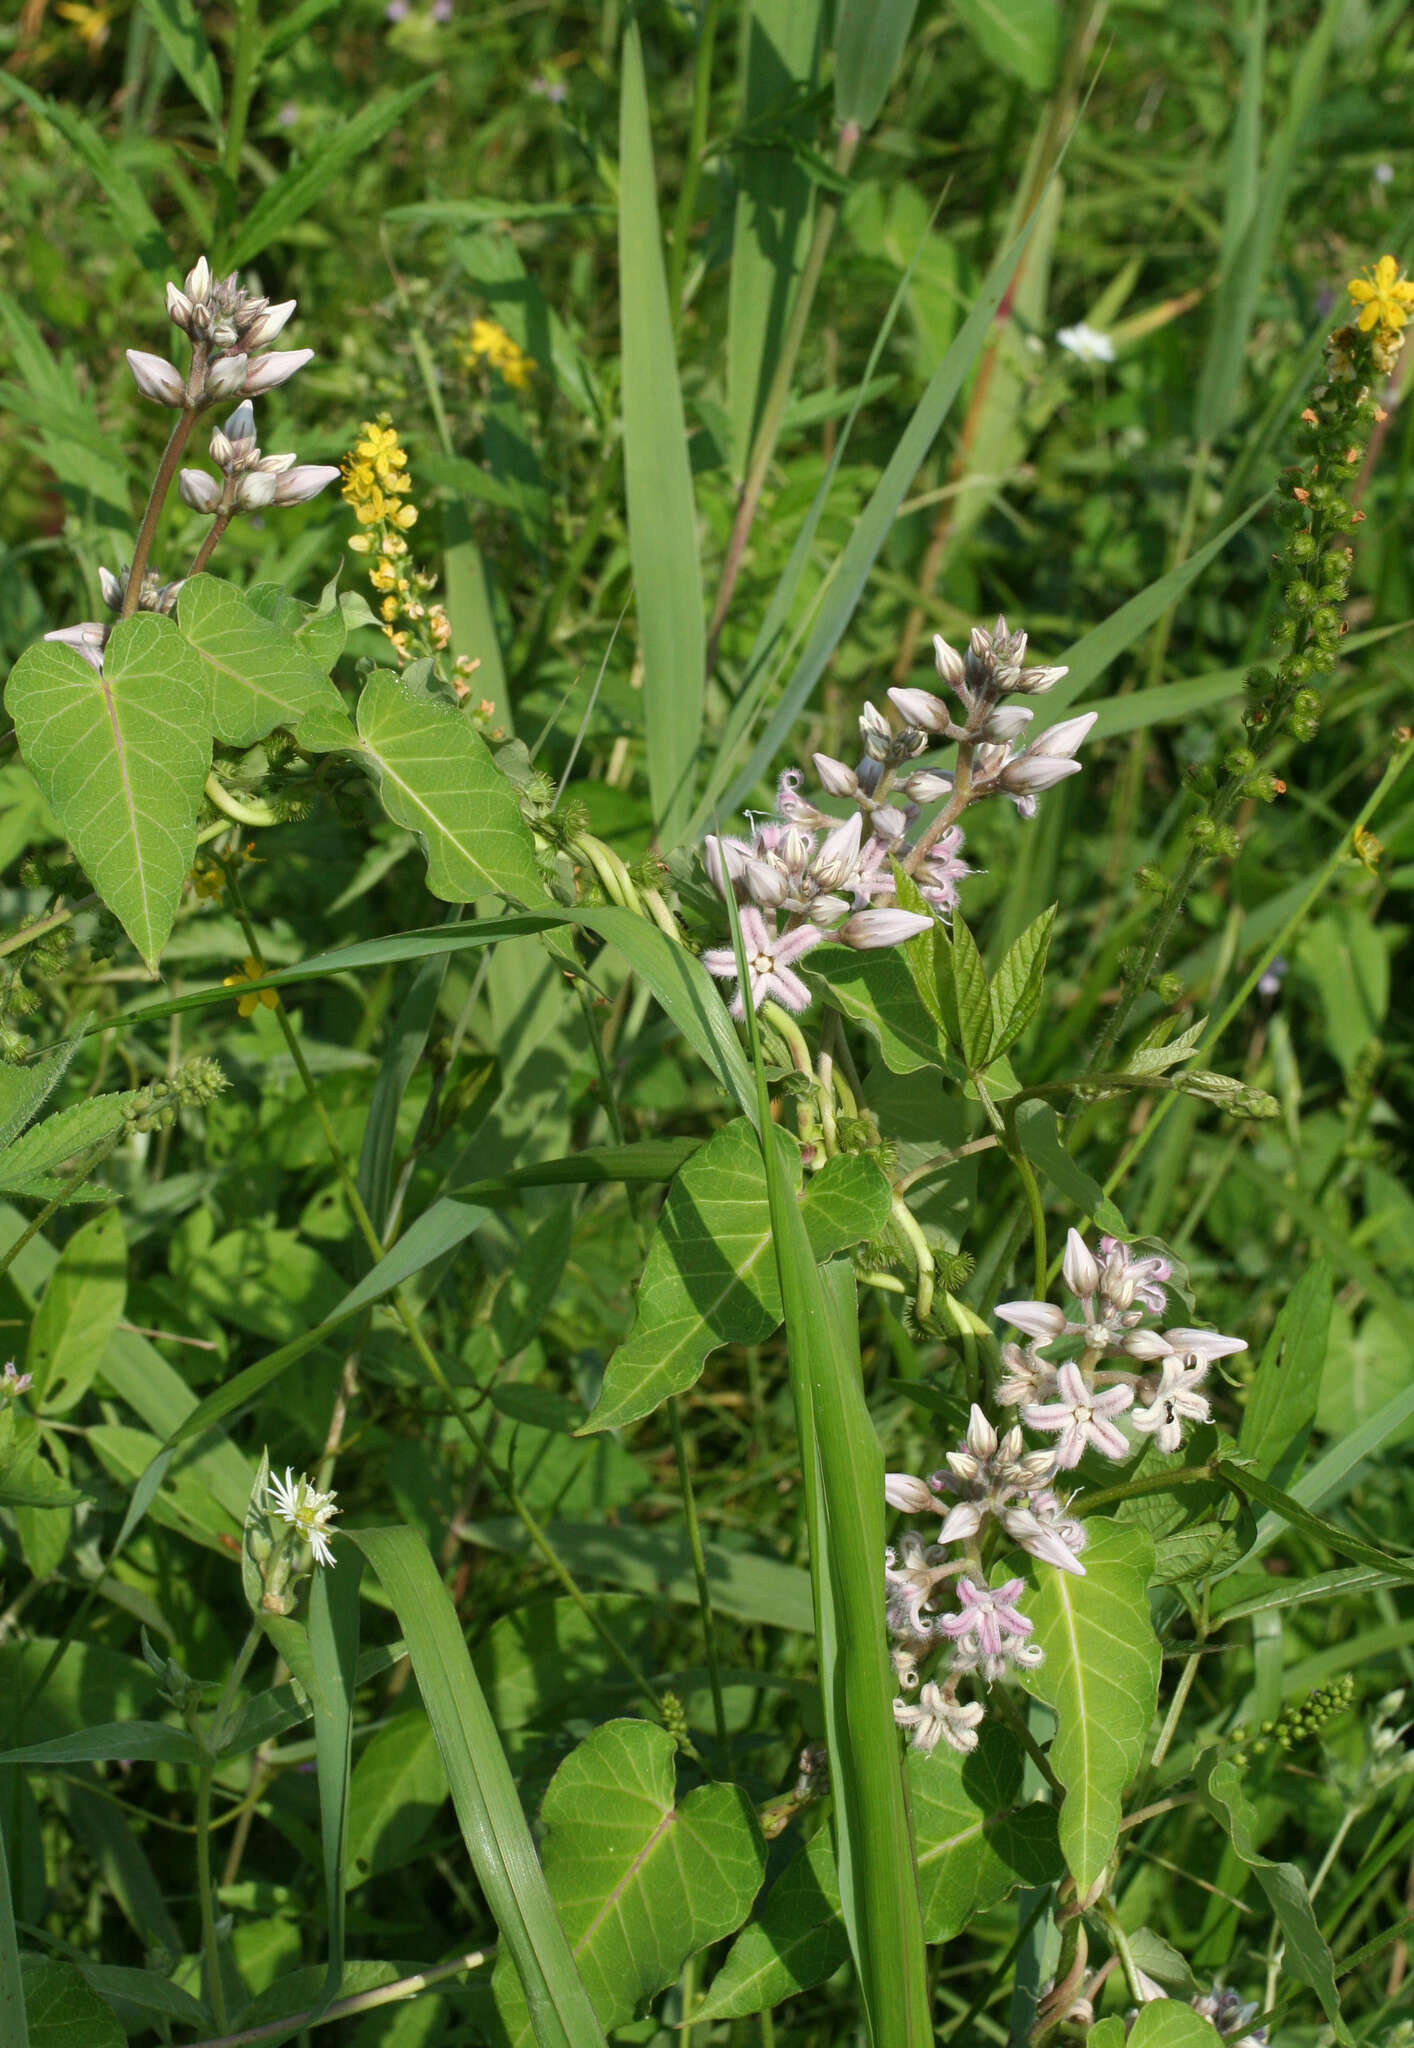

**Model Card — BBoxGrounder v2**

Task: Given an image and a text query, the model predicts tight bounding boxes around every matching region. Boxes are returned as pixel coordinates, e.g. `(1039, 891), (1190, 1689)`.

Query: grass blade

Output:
(347, 1524), (606, 2048)
(619, 21), (707, 847)
(0, 1818), (26, 2048)
(307, 1557), (362, 2015)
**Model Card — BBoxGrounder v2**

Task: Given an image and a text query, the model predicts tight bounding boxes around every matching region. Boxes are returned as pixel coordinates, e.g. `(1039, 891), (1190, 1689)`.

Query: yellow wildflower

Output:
(224, 958), (278, 1018)
(461, 316), (535, 391)
(57, 2), (112, 52)
(1347, 255), (1414, 334)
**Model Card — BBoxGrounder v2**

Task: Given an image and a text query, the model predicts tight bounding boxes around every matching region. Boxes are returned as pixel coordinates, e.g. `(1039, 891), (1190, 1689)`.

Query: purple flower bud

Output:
(812, 752), (859, 798)
(242, 299), (297, 350)
(888, 686), (949, 733)
(223, 400), (257, 445)
(126, 349), (187, 408)
(178, 469), (223, 513)
(885, 1472), (936, 1514)
(272, 464), (340, 505)
(838, 908), (932, 949)
(205, 354), (250, 402)
(242, 348), (313, 395)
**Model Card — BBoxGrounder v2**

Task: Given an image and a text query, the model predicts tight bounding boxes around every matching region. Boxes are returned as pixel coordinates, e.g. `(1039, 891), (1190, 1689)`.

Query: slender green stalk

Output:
(666, 1394), (732, 1772)
(0, 896), (97, 963)
(0, 1139), (122, 1287)
(667, 0), (722, 324)
(188, 509), (234, 579)
(181, 1950), (492, 2047)
(209, 1618), (265, 1755)
(195, 1767), (228, 2030)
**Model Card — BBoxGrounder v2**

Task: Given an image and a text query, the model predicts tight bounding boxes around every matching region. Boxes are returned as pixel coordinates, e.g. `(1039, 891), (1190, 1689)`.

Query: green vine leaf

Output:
(355, 669), (547, 905)
(5, 614), (210, 968)
(1019, 1517), (1160, 1891)
(177, 573), (355, 752)
(582, 1120), (892, 1433)
(490, 1718), (765, 2045)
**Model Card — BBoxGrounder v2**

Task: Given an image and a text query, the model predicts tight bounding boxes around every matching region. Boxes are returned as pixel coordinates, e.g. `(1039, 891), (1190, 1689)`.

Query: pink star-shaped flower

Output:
(701, 906), (823, 1018)
(1023, 1361), (1132, 1468)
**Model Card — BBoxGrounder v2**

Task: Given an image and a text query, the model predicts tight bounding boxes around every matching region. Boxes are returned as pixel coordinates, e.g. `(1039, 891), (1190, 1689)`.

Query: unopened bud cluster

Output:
(179, 398), (338, 518)
(124, 1057), (229, 1133)
(702, 617), (1093, 1018)
(885, 1229), (1247, 1755)
(1226, 1673), (1355, 1765)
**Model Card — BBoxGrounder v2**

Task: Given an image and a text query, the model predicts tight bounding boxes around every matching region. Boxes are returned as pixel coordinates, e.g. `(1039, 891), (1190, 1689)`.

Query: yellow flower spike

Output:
(224, 958), (279, 1019)
(1347, 254), (1414, 334)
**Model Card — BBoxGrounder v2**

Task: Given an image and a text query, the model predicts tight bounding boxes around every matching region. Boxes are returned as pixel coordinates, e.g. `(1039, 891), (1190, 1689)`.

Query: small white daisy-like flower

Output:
(268, 1467), (339, 1567)
(1055, 322), (1116, 364)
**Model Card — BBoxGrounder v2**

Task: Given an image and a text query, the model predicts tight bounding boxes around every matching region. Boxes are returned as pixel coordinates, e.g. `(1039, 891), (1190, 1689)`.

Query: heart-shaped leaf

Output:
(6, 614), (210, 967)
(177, 573), (355, 751)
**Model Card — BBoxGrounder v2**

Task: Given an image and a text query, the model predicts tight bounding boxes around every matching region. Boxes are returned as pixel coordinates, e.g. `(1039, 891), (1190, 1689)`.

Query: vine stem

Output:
(195, 1767), (227, 2030)
(189, 509), (234, 579)
(221, 870), (663, 1718)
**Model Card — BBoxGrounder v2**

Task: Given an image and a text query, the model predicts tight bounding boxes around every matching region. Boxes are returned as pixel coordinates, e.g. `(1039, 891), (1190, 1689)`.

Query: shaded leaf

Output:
(177, 575), (354, 752)
(21, 1958), (123, 2048)
(1238, 1259), (1331, 1486)
(26, 1208), (126, 1415)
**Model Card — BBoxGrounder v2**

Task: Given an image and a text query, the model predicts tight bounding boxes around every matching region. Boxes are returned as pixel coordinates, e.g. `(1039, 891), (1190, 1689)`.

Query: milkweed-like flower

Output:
(937, 1577), (1042, 1682)
(1131, 1353), (1212, 1454)
(893, 1680), (985, 1756)
(700, 906), (823, 1018)
(1023, 1361), (1133, 1468)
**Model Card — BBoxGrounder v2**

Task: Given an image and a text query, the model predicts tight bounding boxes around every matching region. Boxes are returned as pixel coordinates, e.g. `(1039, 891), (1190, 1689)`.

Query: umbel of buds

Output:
(179, 400), (339, 519)
(126, 255), (312, 413)
(702, 616), (1094, 1017)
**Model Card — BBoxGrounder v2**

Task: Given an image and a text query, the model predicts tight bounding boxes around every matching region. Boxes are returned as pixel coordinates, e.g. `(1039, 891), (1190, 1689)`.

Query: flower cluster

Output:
(701, 618), (1093, 1017)
(885, 1227), (1246, 1754)
(1, 1361), (33, 1401)
(342, 417), (473, 683)
(460, 316), (535, 391)
(44, 257), (329, 676)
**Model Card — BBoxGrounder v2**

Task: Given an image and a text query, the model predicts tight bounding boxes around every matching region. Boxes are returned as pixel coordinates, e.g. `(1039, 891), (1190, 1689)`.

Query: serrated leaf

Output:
(583, 1120), (891, 1433)
(177, 574), (354, 752)
(6, 616), (210, 968)
(1018, 1518), (1160, 1890)
(0, 1094), (135, 1199)
(0, 1032), (85, 1157)
(25, 1207), (126, 1414)
(1200, 1754), (1348, 2038)
(491, 1719), (765, 2044)
(696, 1723), (1061, 2018)
(355, 670), (546, 905)
(937, 914), (992, 1069)
(990, 904), (1056, 1060)
(891, 862), (948, 1032)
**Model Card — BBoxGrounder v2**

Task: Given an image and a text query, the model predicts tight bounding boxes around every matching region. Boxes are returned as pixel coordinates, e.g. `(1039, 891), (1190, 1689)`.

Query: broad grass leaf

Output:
(833, 0), (920, 129)
(728, 0), (825, 476)
(1201, 1753), (1347, 2037)
(1216, 1456), (1414, 1584)
(696, 1722), (1061, 2019)
(1239, 1258), (1331, 1485)
(347, 1524), (606, 2048)
(355, 670), (546, 905)
(6, 616), (210, 970)
(309, 1557), (362, 2016)
(576, 907), (757, 1118)
(99, 1328), (253, 1526)
(222, 80), (437, 270)
(26, 1208), (126, 1415)
(950, 0), (1059, 91)
(177, 575), (355, 752)
(0, 1640), (158, 1743)
(21, 1958), (123, 2048)
(489, 1719), (765, 2045)
(134, 0), (222, 124)
(618, 23), (706, 847)
(0, 1723), (206, 1768)
(1019, 1518), (1160, 1892)
(584, 1120), (890, 1432)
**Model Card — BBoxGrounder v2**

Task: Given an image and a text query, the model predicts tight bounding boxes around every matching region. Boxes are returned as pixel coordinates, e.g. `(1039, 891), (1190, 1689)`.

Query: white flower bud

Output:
(271, 464), (340, 504)
(178, 469), (223, 513)
(242, 348), (314, 395)
(811, 813), (862, 889)
(1025, 712), (1098, 760)
(812, 752), (859, 798)
(870, 804), (908, 843)
(1000, 752), (1085, 795)
(235, 469), (280, 511)
(241, 299), (297, 349)
(901, 770), (953, 802)
(1062, 1228), (1100, 1300)
(887, 686), (949, 732)
(205, 354), (250, 403)
(126, 349), (187, 407)
(223, 401), (257, 446)
(884, 1473), (937, 1514)
(166, 282), (193, 329)
(807, 893), (850, 925)
(185, 255), (212, 305)
(209, 429), (236, 470)
(978, 704), (1034, 744)
(98, 566), (124, 612)
(933, 634), (967, 690)
(256, 451), (298, 475)
(743, 858), (789, 908)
